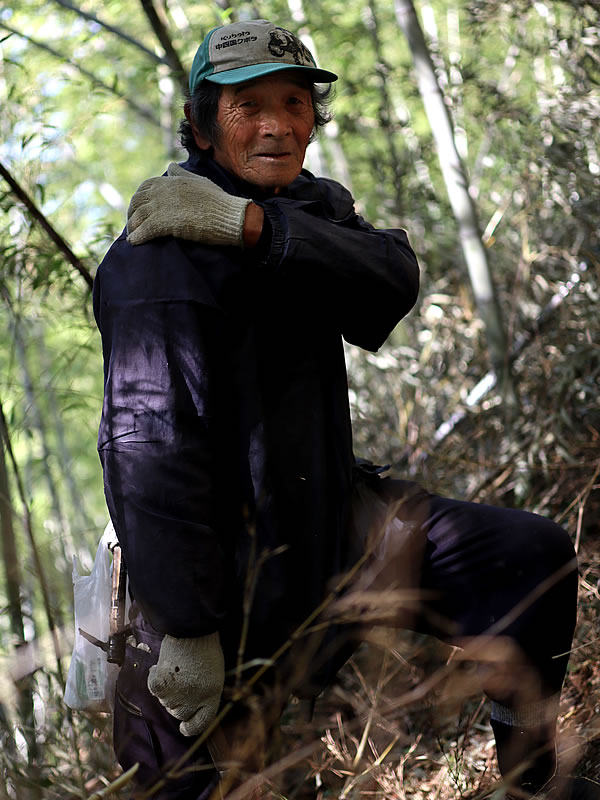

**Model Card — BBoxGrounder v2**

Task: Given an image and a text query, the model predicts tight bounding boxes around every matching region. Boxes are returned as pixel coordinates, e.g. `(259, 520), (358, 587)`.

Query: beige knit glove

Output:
(147, 632), (225, 737)
(127, 162), (251, 247)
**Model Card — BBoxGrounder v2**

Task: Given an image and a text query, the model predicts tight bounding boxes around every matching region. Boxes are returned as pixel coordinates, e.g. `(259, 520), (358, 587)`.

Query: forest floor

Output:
(83, 535), (600, 800)
(253, 387), (600, 797)
(78, 413), (600, 800)
(260, 521), (600, 798)
(262, 539), (600, 800)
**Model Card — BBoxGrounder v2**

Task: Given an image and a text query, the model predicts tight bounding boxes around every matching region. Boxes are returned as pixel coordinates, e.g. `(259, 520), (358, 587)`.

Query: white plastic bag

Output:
(64, 521), (120, 712)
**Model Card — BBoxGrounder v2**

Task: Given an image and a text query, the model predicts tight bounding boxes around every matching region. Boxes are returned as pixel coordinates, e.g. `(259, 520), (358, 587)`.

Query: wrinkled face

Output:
(194, 73), (315, 193)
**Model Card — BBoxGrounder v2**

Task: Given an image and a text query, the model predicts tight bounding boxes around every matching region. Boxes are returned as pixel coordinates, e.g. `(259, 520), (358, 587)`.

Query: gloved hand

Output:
(147, 632), (225, 737)
(127, 162), (251, 247)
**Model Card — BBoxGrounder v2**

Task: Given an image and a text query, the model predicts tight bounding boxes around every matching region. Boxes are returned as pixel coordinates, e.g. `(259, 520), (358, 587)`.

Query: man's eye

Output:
(288, 96), (310, 109)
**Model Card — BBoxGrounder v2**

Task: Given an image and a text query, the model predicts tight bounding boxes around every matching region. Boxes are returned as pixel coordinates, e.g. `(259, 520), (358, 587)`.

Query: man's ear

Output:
(184, 101), (212, 151)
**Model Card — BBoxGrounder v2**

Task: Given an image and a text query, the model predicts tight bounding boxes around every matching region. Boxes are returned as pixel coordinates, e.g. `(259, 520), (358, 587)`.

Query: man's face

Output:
(204, 73), (315, 193)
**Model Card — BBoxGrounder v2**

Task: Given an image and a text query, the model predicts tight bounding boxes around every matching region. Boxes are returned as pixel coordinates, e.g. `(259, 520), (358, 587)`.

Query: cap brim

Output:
(205, 62), (338, 85)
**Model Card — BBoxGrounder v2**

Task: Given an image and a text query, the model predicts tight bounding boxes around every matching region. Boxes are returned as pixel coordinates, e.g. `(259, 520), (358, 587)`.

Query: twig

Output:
(224, 738), (322, 800)
(235, 524), (288, 688)
(0, 160), (94, 290)
(351, 651), (389, 769)
(574, 500), (585, 553)
(87, 763), (139, 798)
(552, 634), (600, 660)
(0, 395), (89, 788)
(0, 22), (166, 130)
(139, 0), (188, 92)
(555, 459), (600, 526)
(415, 260), (587, 464)
(51, 0), (168, 65)
(0, 397), (65, 685)
(140, 511), (395, 797)
(397, 734), (422, 795)
(340, 731), (402, 798)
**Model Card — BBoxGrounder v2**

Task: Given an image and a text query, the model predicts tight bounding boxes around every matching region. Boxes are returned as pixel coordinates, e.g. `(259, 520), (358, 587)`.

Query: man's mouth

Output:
(253, 152), (292, 160)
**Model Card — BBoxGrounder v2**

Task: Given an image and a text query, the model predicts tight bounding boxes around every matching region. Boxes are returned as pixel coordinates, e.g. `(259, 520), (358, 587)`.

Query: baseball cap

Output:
(189, 19), (338, 92)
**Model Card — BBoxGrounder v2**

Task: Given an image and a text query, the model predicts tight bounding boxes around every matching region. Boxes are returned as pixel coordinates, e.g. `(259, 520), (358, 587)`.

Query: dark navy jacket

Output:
(93, 152), (419, 671)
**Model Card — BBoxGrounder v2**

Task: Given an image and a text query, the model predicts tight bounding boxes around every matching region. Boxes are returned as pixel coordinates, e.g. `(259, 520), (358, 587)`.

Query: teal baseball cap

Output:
(189, 19), (338, 92)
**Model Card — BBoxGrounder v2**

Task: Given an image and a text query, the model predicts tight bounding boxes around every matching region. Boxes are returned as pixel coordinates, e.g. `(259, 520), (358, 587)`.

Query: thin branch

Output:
(365, 0), (405, 215)
(0, 160), (94, 290)
(87, 764), (139, 799)
(0, 22), (166, 130)
(50, 0), (168, 65)
(413, 261), (587, 462)
(139, 0), (188, 93)
(2, 291), (78, 574)
(471, 38), (522, 197)
(555, 458), (600, 527)
(144, 510), (391, 798)
(0, 397), (65, 686)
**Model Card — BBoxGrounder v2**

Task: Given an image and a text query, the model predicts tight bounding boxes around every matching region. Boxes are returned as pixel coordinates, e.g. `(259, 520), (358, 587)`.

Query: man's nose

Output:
(260, 109), (291, 137)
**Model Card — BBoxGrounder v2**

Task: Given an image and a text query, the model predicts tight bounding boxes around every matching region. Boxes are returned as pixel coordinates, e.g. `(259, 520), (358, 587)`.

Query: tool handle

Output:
(108, 544), (127, 665)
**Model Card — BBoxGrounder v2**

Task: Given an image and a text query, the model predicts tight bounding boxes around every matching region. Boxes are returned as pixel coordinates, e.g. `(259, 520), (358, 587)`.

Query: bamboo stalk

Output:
(0, 398), (64, 685)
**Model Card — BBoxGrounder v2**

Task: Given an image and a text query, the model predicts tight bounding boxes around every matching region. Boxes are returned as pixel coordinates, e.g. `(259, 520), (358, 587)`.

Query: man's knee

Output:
(504, 511), (576, 585)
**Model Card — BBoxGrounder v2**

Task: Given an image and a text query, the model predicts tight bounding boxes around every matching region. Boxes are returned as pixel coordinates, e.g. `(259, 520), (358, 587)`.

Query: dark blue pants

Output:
(113, 615), (220, 800)
(113, 480), (577, 798)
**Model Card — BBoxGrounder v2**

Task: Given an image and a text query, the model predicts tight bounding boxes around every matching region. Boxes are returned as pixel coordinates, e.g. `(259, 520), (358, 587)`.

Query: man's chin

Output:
(243, 165), (303, 194)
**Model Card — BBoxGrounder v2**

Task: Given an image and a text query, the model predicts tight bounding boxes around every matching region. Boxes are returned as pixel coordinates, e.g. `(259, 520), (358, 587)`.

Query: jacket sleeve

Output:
(93, 234), (227, 638)
(260, 177), (420, 352)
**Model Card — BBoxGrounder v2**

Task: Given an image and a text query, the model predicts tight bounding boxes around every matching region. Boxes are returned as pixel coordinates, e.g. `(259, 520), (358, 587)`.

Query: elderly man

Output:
(94, 19), (595, 800)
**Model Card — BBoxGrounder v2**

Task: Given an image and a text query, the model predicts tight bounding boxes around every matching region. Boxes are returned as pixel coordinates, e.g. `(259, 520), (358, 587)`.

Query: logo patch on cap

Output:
(214, 30), (259, 51)
(268, 28), (316, 67)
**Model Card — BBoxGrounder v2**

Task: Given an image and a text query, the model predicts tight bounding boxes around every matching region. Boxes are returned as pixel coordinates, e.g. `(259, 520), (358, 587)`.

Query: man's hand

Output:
(127, 162), (251, 247)
(148, 632), (225, 737)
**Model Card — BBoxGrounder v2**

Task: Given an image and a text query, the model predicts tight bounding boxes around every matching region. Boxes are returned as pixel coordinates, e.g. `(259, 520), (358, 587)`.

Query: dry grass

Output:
(256, 555), (600, 800)
(4, 437), (599, 799)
